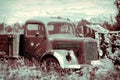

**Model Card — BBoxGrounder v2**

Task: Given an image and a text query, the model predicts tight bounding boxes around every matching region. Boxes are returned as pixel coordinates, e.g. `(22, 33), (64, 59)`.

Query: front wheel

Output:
(41, 57), (61, 73)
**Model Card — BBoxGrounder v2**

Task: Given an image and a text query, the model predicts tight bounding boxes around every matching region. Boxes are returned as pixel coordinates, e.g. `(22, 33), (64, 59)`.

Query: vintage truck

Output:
(0, 17), (98, 70)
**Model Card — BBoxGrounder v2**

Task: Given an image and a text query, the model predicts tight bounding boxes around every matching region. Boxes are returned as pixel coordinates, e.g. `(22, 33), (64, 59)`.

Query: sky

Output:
(0, 0), (118, 24)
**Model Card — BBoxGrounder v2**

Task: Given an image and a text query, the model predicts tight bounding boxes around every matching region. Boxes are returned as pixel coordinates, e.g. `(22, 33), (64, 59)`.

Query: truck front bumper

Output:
(63, 64), (90, 69)
(63, 60), (101, 69)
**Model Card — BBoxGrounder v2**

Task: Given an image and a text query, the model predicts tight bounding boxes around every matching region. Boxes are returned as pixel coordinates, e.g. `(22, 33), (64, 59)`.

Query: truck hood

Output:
(48, 34), (95, 42)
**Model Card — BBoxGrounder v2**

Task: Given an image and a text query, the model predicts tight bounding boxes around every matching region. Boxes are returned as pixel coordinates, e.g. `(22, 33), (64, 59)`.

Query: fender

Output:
(40, 50), (80, 69)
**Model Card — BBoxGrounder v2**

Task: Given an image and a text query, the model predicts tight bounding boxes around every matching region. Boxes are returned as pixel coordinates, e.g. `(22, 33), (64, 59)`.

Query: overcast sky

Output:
(0, 0), (118, 24)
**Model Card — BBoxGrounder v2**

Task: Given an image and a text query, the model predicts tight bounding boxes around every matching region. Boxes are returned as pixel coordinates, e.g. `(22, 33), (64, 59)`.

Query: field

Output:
(0, 57), (120, 80)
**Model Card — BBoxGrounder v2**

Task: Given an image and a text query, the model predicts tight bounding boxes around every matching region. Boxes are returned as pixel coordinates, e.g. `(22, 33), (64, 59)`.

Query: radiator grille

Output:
(85, 41), (97, 63)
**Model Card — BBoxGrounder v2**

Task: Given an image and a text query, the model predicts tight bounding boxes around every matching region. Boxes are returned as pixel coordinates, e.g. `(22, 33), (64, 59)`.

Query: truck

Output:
(0, 17), (99, 71)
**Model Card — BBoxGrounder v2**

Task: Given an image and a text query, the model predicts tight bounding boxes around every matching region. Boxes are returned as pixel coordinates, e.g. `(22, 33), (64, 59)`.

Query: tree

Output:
(114, 0), (120, 30)
(102, 21), (112, 30)
(0, 23), (4, 32)
(13, 22), (21, 33)
(76, 19), (91, 37)
(5, 25), (12, 33)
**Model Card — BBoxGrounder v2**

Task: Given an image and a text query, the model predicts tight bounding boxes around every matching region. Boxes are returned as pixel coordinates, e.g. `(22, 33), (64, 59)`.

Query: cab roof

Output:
(25, 17), (72, 25)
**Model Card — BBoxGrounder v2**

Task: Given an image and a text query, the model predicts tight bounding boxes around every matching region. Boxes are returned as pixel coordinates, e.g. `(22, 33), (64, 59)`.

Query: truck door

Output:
(24, 22), (46, 60)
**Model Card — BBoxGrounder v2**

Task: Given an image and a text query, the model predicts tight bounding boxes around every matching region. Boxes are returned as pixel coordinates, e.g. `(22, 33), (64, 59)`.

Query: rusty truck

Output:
(0, 17), (99, 70)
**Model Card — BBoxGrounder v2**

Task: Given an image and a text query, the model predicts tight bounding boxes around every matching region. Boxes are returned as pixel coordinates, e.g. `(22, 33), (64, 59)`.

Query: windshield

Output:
(47, 22), (75, 35)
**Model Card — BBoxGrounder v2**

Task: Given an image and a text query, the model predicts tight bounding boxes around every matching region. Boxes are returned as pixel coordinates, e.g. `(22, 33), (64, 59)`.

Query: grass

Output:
(0, 57), (120, 80)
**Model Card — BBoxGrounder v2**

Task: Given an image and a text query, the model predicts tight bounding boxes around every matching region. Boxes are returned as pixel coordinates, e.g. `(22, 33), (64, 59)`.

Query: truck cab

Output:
(19, 17), (98, 69)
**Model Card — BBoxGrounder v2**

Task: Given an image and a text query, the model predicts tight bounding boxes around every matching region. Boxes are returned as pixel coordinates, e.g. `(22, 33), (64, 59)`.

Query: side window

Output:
(27, 24), (39, 36)
(26, 24), (45, 37)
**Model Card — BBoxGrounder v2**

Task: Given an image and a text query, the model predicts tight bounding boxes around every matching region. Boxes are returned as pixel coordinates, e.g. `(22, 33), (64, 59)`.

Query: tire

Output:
(41, 57), (61, 73)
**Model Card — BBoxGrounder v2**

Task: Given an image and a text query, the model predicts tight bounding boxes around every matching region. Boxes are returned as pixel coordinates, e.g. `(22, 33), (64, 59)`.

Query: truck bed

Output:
(0, 34), (20, 58)
(0, 34), (10, 55)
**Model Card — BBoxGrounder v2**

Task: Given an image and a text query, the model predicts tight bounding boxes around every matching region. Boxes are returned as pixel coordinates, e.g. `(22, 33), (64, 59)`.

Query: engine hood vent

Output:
(57, 42), (78, 48)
